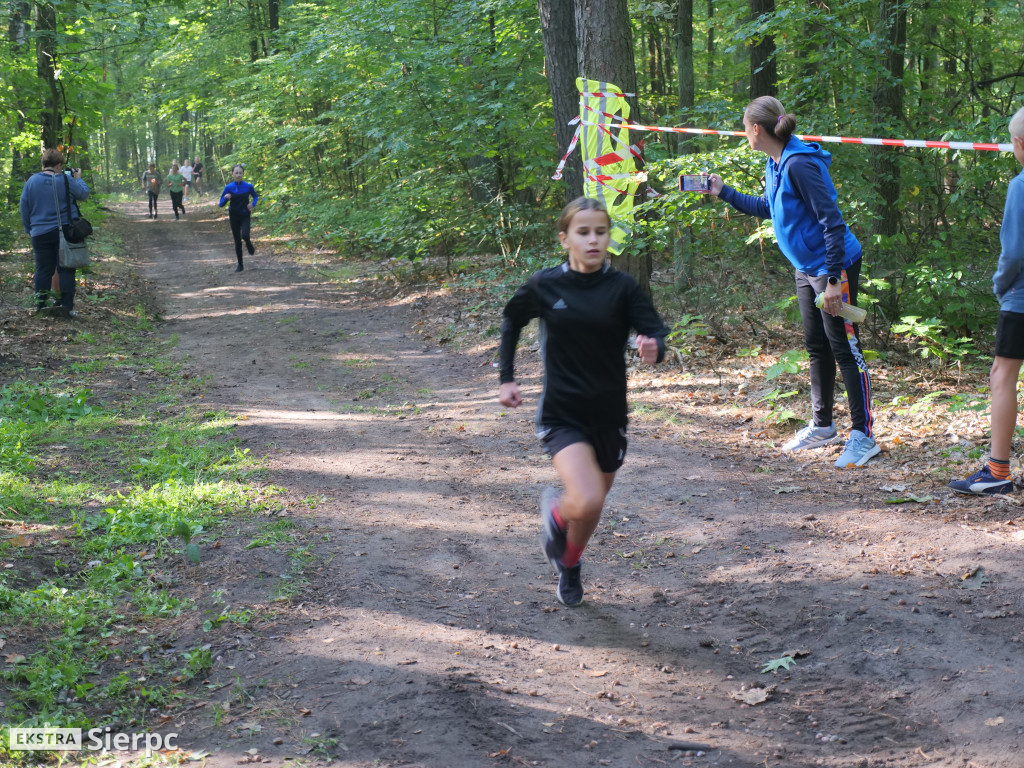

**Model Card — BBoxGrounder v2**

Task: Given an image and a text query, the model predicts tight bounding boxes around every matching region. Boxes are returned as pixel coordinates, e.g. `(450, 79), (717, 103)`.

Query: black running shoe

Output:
(234, 264), (244, 272)
(556, 562), (583, 607)
(539, 487), (566, 569)
(246, 240), (255, 255)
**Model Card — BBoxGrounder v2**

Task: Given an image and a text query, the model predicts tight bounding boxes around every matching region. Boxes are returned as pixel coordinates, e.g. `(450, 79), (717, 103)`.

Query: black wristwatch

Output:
(827, 276), (840, 286)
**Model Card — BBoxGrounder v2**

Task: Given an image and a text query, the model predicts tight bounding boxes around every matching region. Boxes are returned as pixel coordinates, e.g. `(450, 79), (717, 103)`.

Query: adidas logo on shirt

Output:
(553, 299), (568, 309)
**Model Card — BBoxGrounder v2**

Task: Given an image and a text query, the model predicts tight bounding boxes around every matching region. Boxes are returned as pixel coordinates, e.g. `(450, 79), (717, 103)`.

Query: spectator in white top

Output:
(181, 158), (194, 203)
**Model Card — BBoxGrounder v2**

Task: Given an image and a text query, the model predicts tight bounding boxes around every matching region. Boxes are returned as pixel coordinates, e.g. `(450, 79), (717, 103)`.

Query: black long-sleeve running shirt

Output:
(499, 263), (669, 431)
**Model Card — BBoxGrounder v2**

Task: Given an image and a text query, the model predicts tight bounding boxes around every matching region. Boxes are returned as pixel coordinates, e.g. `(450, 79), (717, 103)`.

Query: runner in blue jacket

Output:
(705, 96), (878, 469)
(218, 164), (259, 272)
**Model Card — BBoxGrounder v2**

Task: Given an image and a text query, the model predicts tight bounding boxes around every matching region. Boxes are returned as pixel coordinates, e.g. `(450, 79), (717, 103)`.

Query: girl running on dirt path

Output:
(166, 162), (185, 220)
(218, 163), (259, 272)
(704, 96), (878, 469)
(497, 197), (669, 607)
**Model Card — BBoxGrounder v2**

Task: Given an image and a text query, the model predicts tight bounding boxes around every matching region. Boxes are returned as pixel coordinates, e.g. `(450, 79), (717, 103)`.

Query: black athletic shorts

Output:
(538, 424), (628, 473)
(995, 310), (1024, 359)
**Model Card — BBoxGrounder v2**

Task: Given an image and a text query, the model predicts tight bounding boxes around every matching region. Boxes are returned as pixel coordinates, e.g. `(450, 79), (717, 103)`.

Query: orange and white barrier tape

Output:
(578, 120), (1015, 153)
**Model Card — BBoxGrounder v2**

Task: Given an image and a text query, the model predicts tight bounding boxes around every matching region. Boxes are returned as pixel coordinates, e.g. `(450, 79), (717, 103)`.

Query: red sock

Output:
(551, 506), (566, 531)
(988, 457), (1010, 480)
(561, 540), (586, 568)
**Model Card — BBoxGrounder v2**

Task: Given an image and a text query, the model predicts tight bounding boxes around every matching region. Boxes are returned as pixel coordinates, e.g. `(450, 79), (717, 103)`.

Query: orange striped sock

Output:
(988, 458), (1010, 480)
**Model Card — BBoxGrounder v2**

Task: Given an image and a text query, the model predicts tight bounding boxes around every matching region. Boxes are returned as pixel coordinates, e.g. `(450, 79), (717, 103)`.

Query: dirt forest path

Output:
(120, 198), (1022, 768)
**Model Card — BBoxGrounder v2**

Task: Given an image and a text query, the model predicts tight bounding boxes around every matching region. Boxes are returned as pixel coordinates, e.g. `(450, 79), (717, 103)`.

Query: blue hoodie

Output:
(218, 180), (258, 215)
(992, 168), (1024, 313)
(720, 136), (862, 278)
(20, 171), (90, 238)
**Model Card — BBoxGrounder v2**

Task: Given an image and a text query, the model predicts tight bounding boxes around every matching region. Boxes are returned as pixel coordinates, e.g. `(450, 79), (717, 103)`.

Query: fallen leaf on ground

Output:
(761, 656), (797, 674)
(731, 685), (774, 705)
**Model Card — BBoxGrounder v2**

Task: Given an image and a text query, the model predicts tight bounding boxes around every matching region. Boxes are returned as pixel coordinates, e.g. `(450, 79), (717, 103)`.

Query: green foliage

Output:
(759, 388), (801, 425)
(891, 316), (979, 365)
(765, 350), (809, 381)
(2, 0), (1019, 365)
(666, 314), (709, 355)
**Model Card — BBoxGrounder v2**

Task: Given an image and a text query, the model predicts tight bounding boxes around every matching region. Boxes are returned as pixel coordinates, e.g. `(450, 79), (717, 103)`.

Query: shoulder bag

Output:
(51, 176), (90, 269)
(61, 173), (93, 242)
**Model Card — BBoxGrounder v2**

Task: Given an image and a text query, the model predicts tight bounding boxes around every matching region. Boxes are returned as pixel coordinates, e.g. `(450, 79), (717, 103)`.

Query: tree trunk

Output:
(6, 0), (32, 204)
(673, 0), (696, 290)
(34, 1), (60, 149)
(576, 0), (649, 292)
(675, 0), (694, 153)
(870, 0), (906, 239)
(706, 0), (714, 80)
(538, 0), (582, 201)
(748, 0), (777, 99)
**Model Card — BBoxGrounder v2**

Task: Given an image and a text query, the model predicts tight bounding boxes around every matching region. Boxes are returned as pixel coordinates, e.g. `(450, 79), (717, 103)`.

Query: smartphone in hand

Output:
(680, 174), (711, 192)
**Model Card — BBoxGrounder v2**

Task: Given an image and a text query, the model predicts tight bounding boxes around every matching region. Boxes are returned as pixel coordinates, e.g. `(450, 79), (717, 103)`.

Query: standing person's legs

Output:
(54, 266), (76, 312)
(229, 213), (245, 270)
(32, 231), (60, 311)
(950, 317), (1024, 495)
(819, 260), (873, 437)
(989, 355), (1024, 465)
(795, 269), (836, 429)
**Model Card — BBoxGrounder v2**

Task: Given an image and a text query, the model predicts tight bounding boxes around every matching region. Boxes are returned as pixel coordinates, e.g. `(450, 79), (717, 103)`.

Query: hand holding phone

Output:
(679, 174), (710, 192)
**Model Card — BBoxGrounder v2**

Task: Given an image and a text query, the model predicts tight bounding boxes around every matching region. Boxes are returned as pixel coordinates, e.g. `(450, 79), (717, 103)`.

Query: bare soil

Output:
(35, 200), (1024, 766)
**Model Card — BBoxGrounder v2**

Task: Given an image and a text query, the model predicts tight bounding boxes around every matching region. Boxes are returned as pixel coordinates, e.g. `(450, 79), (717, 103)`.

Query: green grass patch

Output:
(0, 295), (280, 761)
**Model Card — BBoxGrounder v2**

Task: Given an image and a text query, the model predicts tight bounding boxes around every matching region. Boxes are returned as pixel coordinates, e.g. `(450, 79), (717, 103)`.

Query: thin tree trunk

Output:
(538, 0), (582, 201)
(7, 0), (32, 204)
(675, 0), (694, 153)
(748, 0), (777, 99)
(34, 1), (60, 149)
(871, 0), (906, 239)
(577, 0), (649, 291)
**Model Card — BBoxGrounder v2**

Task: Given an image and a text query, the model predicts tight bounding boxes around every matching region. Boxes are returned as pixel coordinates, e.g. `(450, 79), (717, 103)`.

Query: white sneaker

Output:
(782, 424), (840, 452)
(835, 430), (880, 468)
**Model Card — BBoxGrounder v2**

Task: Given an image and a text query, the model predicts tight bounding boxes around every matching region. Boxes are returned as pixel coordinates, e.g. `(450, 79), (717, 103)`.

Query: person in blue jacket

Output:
(218, 163), (259, 272)
(949, 106), (1024, 495)
(20, 148), (90, 317)
(705, 96), (878, 468)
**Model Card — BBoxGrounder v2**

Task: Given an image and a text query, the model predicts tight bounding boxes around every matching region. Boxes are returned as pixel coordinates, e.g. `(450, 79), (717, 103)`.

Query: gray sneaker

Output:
(782, 423), (840, 452)
(834, 430), (880, 468)
(556, 562), (583, 606)
(539, 487), (566, 570)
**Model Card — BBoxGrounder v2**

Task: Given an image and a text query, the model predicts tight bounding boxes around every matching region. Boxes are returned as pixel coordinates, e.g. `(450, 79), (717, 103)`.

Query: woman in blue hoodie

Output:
(20, 148), (90, 318)
(218, 163), (259, 272)
(706, 96), (878, 468)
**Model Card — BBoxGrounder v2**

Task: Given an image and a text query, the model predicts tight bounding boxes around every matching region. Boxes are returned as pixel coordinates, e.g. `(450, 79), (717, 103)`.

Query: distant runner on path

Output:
(166, 162), (185, 220)
(181, 158), (193, 203)
(497, 197), (668, 607)
(192, 157), (204, 196)
(142, 163), (162, 219)
(218, 163), (259, 272)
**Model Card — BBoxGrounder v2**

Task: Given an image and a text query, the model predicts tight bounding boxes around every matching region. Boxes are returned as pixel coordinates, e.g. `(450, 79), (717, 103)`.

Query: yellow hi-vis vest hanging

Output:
(577, 78), (644, 256)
